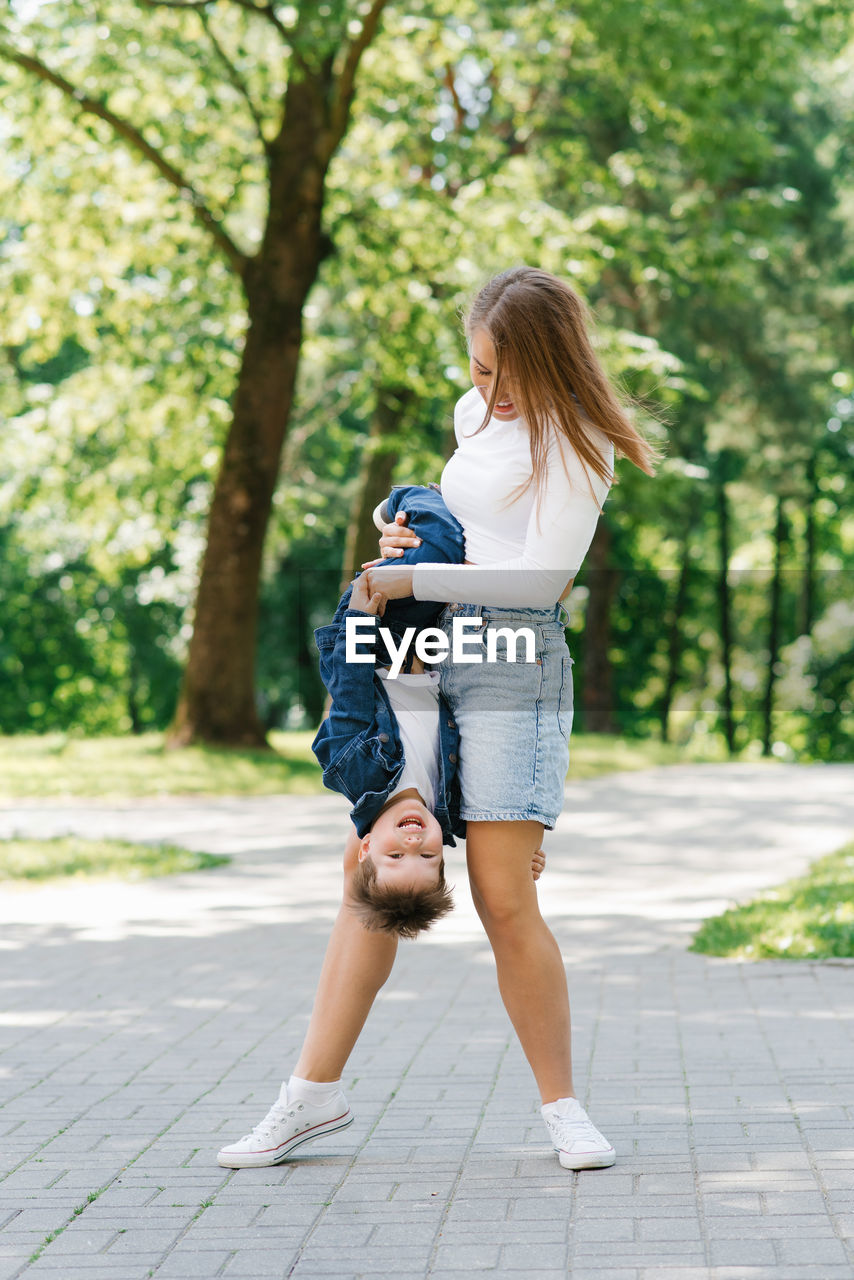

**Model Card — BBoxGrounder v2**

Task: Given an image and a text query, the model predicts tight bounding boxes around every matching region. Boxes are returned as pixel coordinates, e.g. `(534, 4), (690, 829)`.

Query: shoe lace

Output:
(548, 1106), (605, 1148)
(245, 1099), (303, 1142)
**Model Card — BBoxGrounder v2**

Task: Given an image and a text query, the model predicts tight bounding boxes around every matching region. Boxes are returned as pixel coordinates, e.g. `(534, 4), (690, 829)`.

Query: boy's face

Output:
(359, 796), (444, 890)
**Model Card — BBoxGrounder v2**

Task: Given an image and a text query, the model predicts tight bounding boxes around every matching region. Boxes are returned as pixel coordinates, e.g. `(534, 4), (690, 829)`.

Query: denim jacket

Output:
(311, 485), (466, 843)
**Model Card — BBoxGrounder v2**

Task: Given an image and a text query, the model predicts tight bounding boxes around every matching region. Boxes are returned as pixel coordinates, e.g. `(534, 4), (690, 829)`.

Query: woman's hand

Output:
(349, 572), (386, 616)
(361, 511), (421, 568)
(531, 848), (546, 882)
(364, 564), (415, 600)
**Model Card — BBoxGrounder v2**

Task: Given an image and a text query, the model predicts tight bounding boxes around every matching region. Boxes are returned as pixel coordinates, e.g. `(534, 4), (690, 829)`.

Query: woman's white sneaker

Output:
(541, 1096), (616, 1170)
(217, 1082), (353, 1168)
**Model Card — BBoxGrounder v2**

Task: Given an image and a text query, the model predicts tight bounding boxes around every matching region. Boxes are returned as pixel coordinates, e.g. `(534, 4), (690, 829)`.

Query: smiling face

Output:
(359, 794), (444, 891)
(469, 328), (521, 422)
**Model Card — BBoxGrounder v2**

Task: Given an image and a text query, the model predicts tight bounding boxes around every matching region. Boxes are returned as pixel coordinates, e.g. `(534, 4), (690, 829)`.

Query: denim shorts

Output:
(437, 602), (573, 829)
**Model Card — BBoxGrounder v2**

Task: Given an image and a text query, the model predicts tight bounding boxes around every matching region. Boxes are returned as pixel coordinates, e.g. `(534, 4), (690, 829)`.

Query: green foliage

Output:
(0, 526), (184, 733)
(691, 840), (854, 959)
(0, 835), (230, 882)
(776, 599), (854, 760)
(0, 0), (852, 752)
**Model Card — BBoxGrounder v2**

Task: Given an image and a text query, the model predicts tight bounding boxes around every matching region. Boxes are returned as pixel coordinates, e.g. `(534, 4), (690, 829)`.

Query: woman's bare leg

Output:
(293, 902), (398, 1081)
(217, 830), (398, 1167)
(465, 819), (575, 1104)
(294, 827), (398, 1081)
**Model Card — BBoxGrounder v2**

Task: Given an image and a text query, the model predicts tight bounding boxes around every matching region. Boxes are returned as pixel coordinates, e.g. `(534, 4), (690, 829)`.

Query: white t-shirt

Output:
(376, 668), (441, 810)
(408, 387), (614, 609)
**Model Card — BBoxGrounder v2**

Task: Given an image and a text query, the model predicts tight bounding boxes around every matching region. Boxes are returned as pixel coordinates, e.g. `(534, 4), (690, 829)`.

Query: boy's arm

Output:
(312, 577), (389, 772)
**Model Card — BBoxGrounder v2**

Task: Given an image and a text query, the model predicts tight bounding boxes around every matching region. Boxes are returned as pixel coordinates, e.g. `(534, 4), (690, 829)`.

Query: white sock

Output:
(541, 1095), (579, 1117)
(287, 1074), (342, 1106)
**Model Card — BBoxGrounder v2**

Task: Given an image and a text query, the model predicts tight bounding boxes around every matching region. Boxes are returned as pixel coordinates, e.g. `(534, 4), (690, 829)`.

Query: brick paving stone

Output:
(635, 1173), (698, 1195)
(152, 1253), (234, 1278)
(430, 1239), (505, 1268)
(499, 1241), (577, 1269)
(701, 1193), (765, 1215)
(762, 1189), (836, 1213)
(428, 1274), (575, 1280)
(574, 1243), (708, 1263)
(573, 1272), (644, 1280)
(704, 1213), (841, 1238)
(27, 1264), (163, 1279)
(449, 1223), (569, 1246)
(572, 1218), (636, 1243)
(1, 765), (853, 1279)
(713, 1271), (854, 1280)
(637, 1271), (714, 1280)
(708, 1239), (778, 1266)
(636, 1217), (703, 1241)
(774, 1236), (851, 1264)
(220, 1247), (299, 1275)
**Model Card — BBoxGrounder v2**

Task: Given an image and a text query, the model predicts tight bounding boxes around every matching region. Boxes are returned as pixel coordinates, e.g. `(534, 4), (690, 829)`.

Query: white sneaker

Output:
(541, 1096), (616, 1170)
(217, 1082), (353, 1168)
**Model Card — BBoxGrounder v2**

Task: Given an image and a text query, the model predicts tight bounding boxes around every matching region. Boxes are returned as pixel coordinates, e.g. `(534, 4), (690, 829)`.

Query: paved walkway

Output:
(1, 762), (853, 1280)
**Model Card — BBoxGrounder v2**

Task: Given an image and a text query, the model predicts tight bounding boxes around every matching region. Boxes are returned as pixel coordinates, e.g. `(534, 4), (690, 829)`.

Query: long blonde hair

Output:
(465, 267), (659, 493)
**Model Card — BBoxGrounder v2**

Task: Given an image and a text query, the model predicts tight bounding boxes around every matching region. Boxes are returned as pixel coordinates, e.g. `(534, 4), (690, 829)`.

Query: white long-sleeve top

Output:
(398, 388), (613, 609)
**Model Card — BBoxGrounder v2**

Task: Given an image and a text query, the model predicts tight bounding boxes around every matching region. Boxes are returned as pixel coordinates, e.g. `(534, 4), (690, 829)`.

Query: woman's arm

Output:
(369, 435), (613, 609)
(366, 560), (571, 609)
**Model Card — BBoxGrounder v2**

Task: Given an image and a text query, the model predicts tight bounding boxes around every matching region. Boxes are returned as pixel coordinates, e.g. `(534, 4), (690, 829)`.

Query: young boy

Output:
(311, 483), (469, 937)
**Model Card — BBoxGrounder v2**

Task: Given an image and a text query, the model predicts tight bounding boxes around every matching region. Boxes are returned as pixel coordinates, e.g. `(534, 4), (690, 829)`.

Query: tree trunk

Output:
(802, 451), (817, 637)
(659, 528), (692, 743)
(296, 595), (327, 727)
(127, 642), (143, 735)
(761, 495), (787, 756)
(168, 73), (344, 747)
(339, 385), (410, 592)
(715, 478), (736, 755)
(581, 519), (619, 733)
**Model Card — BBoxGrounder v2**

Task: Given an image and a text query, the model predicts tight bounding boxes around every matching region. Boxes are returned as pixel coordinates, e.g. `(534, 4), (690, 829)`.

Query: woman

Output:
(217, 266), (657, 1172)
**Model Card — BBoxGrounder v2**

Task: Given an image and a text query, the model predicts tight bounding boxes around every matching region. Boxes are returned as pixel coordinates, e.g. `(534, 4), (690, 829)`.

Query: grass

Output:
(691, 840), (854, 960)
(0, 835), (230, 884)
(0, 731), (322, 799)
(0, 730), (728, 800)
(29, 1186), (108, 1263)
(566, 732), (728, 780)
(0, 730), (728, 887)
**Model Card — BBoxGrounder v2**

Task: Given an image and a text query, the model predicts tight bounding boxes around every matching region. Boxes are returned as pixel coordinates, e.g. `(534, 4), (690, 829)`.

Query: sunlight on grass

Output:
(0, 730), (731, 801)
(0, 836), (230, 883)
(690, 841), (854, 960)
(0, 732), (323, 799)
(567, 733), (728, 780)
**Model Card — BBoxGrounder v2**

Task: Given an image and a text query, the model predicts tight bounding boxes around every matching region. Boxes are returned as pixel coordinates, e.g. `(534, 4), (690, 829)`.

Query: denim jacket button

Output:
(447, 719), (455, 728)
(378, 733), (389, 743)
(448, 752), (457, 763)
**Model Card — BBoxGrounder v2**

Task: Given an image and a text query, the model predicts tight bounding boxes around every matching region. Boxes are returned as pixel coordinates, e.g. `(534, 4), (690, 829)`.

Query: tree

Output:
(0, 0), (388, 746)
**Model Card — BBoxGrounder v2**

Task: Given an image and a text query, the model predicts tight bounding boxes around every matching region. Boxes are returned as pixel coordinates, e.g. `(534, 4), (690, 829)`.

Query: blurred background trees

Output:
(1, 0), (852, 760)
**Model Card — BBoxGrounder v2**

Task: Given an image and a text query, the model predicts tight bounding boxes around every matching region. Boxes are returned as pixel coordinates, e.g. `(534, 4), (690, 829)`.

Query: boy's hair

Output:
(351, 856), (454, 939)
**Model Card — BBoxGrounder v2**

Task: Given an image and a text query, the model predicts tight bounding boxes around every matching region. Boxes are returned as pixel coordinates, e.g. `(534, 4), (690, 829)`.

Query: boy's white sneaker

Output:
(217, 1082), (353, 1168)
(541, 1096), (616, 1170)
